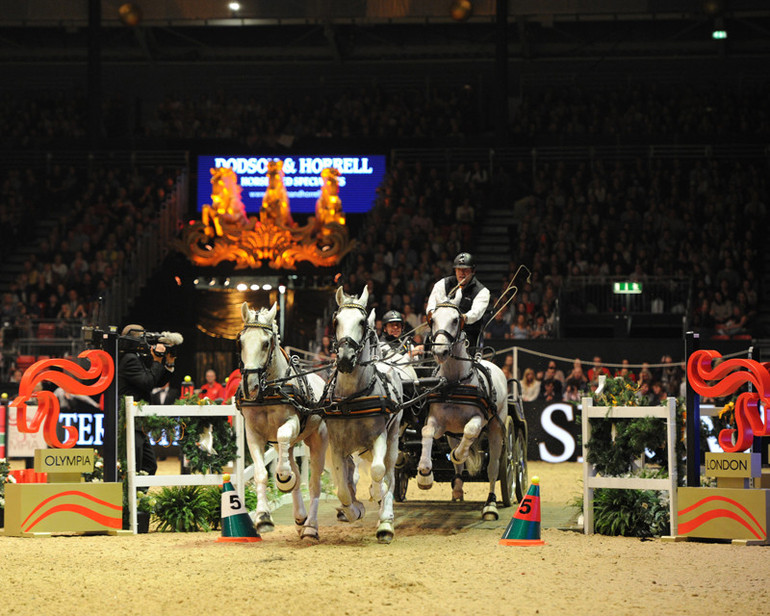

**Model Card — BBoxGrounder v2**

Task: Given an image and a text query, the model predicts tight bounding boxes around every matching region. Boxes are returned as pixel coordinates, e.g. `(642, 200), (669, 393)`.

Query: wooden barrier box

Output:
(677, 487), (770, 545)
(3, 482), (123, 537)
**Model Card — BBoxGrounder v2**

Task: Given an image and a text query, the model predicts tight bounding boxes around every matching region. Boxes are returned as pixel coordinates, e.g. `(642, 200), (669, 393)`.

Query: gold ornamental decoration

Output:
(177, 166), (354, 270)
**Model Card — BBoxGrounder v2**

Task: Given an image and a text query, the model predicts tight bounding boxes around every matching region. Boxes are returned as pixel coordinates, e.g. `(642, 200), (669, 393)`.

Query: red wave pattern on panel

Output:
(686, 350), (770, 452)
(23, 503), (122, 533)
(21, 490), (122, 529)
(678, 495), (766, 540)
(9, 350), (114, 448)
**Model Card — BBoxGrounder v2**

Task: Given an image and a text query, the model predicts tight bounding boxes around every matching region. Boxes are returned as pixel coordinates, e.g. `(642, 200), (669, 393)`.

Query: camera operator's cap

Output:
(122, 324), (145, 338)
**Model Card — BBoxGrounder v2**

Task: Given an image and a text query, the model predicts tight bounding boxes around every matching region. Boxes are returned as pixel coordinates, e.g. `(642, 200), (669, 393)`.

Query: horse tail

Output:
(464, 440), (484, 477)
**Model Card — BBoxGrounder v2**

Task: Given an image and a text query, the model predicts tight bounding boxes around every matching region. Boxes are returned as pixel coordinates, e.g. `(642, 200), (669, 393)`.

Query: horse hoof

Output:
(336, 504), (364, 523)
(416, 470), (433, 490)
(275, 473), (297, 493)
(482, 505), (499, 521)
(376, 522), (394, 544)
(256, 521), (275, 533)
(300, 526), (320, 541)
(254, 512), (274, 533)
(294, 517), (308, 535)
(451, 476), (464, 501)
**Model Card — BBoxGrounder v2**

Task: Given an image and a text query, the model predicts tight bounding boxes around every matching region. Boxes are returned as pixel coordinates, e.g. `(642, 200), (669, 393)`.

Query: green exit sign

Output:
(613, 281), (643, 294)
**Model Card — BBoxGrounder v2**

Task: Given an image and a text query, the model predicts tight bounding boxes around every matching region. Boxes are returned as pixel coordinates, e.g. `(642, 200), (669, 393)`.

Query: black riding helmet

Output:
(453, 252), (475, 270)
(382, 310), (404, 325)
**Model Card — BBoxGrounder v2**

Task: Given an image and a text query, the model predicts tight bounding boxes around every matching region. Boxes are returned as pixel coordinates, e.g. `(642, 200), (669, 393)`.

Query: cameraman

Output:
(118, 324), (180, 476)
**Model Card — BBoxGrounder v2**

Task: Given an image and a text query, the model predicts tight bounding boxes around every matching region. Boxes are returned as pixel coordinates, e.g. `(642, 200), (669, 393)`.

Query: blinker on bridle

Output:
(431, 301), (465, 346)
(238, 320), (277, 400)
(333, 302), (369, 354)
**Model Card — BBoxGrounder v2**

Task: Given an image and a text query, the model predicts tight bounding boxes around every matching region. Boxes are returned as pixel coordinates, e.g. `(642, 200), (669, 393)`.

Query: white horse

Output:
(417, 291), (509, 520)
(238, 302), (329, 539)
(326, 286), (404, 543)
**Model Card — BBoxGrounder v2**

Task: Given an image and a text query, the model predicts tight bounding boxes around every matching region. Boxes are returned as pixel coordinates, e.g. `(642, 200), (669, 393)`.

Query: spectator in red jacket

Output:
(199, 368), (225, 401)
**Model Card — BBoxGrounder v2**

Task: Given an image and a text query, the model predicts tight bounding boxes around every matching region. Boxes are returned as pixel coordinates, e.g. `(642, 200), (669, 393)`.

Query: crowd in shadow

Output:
(0, 80), (767, 382)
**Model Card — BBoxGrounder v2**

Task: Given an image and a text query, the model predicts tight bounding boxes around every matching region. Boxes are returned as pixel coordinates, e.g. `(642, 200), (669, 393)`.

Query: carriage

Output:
(393, 365), (529, 507)
(236, 281), (530, 541)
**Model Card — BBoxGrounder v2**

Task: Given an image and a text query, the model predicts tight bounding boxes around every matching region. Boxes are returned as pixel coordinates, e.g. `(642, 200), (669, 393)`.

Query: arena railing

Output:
(559, 276), (691, 316)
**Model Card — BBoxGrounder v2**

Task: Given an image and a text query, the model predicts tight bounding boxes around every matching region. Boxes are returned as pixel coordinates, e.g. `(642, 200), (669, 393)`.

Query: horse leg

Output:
(450, 416), (483, 465)
(376, 415), (401, 544)
(247, 431), (274, 533)
(481, 417), (504, 521)
(299, 426), (327, 541)
(331, 453), (364, 523)
(447, 436), (465, 501)
(275, 416), (300, 492)
(417, 416), (442, 490)
(286, 447), (309, 536)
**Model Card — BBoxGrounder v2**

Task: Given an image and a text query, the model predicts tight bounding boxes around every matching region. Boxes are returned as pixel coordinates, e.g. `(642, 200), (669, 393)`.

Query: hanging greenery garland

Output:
(585, 377), (686, 482)
(128, 393), (239, 475)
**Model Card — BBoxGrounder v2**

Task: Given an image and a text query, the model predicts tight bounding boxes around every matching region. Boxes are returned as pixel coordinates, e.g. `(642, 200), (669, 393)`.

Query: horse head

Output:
(429, 289), (465, 364)
(333, 285), (372, 374)
(239, 301), (279, 400)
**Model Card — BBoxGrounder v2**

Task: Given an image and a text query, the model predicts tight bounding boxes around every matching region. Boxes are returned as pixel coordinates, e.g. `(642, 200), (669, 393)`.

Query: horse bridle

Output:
(429, 302), (466, 348)
(332, 303), (374, 365)
(237, 320), (277, 401)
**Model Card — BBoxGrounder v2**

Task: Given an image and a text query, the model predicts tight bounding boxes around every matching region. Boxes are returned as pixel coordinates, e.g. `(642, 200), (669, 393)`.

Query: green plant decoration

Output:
(153, 485), (211, 532)
(582, 377), (687, 538)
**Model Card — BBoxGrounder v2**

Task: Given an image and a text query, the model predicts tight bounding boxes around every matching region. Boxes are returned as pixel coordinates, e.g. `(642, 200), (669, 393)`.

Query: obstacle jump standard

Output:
(582, 397), (678, 536)
(125, 397), (245, 534)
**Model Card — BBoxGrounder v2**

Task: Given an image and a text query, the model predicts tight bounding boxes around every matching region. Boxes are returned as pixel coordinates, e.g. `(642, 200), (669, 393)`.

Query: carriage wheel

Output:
(513, 427), (528, 504)
(394, 465), (409, 502)
(498, 416), (515, 507)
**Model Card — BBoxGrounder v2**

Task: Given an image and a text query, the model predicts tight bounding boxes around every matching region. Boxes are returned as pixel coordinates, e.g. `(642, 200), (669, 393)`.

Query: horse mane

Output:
(245, 307), (280, 336)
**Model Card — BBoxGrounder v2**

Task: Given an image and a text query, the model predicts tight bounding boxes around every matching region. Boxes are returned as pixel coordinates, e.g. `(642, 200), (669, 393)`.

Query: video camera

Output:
(82, 325), (184, 359)
(123, 329), (184, 359)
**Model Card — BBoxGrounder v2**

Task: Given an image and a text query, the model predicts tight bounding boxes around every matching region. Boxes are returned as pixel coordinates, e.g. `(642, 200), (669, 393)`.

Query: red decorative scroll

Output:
(687, 350), (770, 452)
(10, 350), (114, 449)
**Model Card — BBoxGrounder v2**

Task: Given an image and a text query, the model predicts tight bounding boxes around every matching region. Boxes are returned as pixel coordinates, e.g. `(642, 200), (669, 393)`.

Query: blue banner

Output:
(197, 154), (387, 215)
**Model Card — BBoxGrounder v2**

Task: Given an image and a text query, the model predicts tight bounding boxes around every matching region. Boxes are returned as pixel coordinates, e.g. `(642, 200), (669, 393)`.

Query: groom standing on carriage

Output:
(426, 252), (490, 348)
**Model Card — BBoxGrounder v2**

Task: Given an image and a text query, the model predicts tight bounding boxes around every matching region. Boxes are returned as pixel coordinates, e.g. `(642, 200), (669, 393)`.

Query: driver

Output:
(426, 252), (490, 348)
(379, 310), (424, 360)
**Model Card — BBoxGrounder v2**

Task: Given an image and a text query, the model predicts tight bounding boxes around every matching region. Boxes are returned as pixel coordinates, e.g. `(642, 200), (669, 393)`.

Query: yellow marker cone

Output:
(499, 476), (546, 546)
(216, 473), (261, 543)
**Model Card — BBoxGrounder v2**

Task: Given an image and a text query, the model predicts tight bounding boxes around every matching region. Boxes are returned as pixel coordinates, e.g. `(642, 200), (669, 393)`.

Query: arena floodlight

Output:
(250, 284), (259, 291)
(712, 29), (727, 39)
(262, 284), (273, 291)
(228, 2), (241, 11)
(236, 283), (248, 291)
(278, 285), (286, 295)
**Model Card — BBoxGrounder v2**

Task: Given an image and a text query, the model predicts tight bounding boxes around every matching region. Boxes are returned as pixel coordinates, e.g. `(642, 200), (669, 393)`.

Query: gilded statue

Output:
(260, 160), (294, 227)
(201, 167), (248, 237)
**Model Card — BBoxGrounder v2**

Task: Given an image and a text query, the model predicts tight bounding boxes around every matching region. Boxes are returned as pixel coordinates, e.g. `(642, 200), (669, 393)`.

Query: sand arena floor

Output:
(2, 460), (769, 616)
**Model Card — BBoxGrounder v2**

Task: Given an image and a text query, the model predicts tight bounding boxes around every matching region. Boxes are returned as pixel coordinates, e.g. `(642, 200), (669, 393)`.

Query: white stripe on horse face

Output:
(240, 327), (273, 371)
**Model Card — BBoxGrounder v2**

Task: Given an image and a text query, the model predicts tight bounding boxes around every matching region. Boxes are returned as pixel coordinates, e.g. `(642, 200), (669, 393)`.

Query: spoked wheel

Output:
(394, 465), (409, 502)
(498, 416), (515, 507)
(513, 427), (528, 504)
